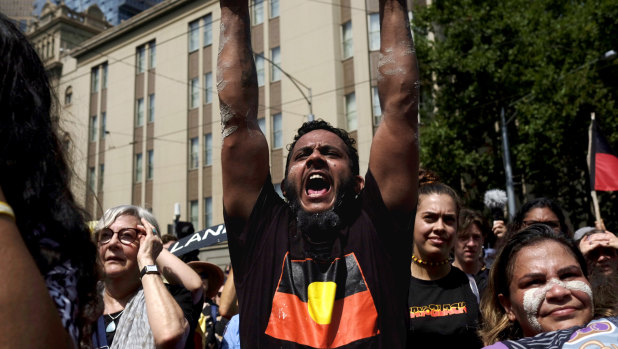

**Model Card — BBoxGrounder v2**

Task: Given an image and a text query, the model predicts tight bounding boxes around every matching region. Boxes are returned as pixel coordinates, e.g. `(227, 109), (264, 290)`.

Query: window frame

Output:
(148, 94), (155, 123)
(135, 153), (143, 183)
(188, 20), (199, 52)
(136, 45), (146, 73)
(345, 92), (357, 131)
(342, 21), (353, 59)
(270, 0), (279, 18)
(271, 47), (281, 82)
(204, 72), (213, 104)
(203, 14), (213, 47)
(368, 13), (380, 51)
(190, 77), (200, 109)
(272, 113), (282, 149)
(253, 0), (264, 25)
(136, 98), (145, 126)
(189, 137), (199, 169)
(147, 149), (154, 180)
(204, 133), (213, 166)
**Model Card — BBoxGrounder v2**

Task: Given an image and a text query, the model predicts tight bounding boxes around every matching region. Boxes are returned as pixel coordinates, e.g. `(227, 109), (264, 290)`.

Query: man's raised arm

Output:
(218, 0), (269, 220)
(370, 0), (420, 213)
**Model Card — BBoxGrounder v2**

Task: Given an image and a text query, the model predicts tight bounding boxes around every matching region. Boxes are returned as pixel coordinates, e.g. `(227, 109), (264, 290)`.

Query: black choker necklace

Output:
(412, 254), (450, 267)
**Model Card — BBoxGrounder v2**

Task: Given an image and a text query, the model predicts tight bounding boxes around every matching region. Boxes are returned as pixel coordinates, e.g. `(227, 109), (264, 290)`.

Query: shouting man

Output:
(218, 0), (419, 347)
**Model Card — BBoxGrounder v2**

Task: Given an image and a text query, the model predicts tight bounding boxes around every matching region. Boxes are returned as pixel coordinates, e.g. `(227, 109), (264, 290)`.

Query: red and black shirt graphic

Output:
(265, 252), (379, 348)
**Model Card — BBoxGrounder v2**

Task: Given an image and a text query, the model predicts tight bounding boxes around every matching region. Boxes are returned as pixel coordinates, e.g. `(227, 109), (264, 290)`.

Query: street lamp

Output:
(499, 49), (616, 220)
(254, 52), (314, 121)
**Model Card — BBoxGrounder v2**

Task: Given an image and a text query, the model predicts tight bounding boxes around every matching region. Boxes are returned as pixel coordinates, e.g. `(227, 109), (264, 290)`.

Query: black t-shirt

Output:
(104, 283), (197, 346)
(407, 266), (482, 348)
(224, 171), (414, 348)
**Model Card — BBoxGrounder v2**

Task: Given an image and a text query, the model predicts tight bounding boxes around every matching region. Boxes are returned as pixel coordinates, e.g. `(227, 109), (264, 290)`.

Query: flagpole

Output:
(588, 112), (603, 227)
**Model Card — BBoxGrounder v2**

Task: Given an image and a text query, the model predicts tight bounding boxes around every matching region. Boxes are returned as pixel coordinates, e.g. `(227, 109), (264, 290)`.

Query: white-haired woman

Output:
(92, 205), (203, 349)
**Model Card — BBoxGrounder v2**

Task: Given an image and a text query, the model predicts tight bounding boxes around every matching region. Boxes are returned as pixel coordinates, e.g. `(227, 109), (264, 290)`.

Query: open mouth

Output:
(305, 173), (331, 197)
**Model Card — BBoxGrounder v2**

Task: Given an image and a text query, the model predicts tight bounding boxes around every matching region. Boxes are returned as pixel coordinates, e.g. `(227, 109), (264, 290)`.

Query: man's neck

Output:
(452, 259), (480, 275)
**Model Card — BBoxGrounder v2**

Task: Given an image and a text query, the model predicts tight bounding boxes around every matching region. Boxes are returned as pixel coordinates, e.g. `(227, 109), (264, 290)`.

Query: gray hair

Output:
(94, 204), (161, 235)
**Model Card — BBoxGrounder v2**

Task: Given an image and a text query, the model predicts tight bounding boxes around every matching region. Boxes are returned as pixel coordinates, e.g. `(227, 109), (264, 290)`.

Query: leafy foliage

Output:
(412, 0), (618, 229)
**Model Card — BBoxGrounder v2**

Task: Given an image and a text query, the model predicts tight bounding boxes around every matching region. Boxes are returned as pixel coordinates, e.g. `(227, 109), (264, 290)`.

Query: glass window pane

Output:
(204, 133), (212, 166)
(189, 20), (199, 52)
(148, 94), (155, 122)
(136, 98), (144, 126)
(270, 0), (279, 18)
(102, 63), (108, 89)
(272, 113), (282, 148)
(190, 77), (199, 109)
(135, 153), (143, 183)
(89, 167), (95, 191)
(345, 93), (357, 131)
(190, 200), (199, 229)
(255, 55), (265, 86)
(368, 13), (380, 51)
(204, 72), (213, 104)
(203, 14), (212, 46)
(98, 164), (104, 191)
(271, 47), (281, 82)
(204, 197), (212, 227)
(147, 150), (154, 179)
(253, 0), (264, 25)
(90, 115), (97, 141)
(149, 42), (156, 69)
(342, 21), (353, 59)
(137, 46), (145, 73)
(258, 117), (266, 134)
(91, 67), (99, 92)
(101, 112), (106, 139)
(190, 137), (199, 169)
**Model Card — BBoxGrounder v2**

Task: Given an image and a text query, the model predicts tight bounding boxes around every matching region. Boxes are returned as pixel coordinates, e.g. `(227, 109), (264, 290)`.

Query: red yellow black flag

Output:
(265, 252), (379, 348)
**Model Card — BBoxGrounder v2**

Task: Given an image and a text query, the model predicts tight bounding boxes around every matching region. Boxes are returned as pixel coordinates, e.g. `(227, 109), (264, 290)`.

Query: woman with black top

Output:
(408, 173), (482, 348)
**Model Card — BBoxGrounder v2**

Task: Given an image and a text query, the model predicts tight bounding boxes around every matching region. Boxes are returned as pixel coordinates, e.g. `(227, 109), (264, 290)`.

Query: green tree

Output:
(412, 0), (618, 229)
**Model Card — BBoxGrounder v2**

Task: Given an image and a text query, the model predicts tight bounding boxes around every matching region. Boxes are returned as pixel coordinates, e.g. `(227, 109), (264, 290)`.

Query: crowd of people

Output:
(1, 0), (617, 347)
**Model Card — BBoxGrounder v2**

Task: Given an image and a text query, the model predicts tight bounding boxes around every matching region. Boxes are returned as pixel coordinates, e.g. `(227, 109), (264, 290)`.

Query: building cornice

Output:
(71, 0), (201, 59)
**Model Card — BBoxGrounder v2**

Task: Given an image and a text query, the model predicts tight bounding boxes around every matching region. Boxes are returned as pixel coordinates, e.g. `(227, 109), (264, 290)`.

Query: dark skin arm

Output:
(218, 0), (269, 221)
(370, 0), (419, 212)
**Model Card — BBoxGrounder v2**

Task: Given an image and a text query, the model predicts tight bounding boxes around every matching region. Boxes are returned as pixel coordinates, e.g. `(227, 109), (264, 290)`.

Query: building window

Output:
(102, 63), (108, 89)
(204, 197), (212, 228)
(100, 112), (107, 139)
(189, 20), (199, 52)
(148, 94), (155, 122)
(270, 0), (279, 18)
(368, 13), (380, 51)
(272, 113), (282, 148)
(65, 86), (72, 105)
(258, 117), (266, 134)
(136, 45), (145, 73)
(98, 164), (104, 191)
(342, 21), (353, 59)
(203, 14), (213, 46)
(190, 77), (199, 109)
(372, 87), (382, 127)
(135, 153), (143, 183)
(190, 200), (199, 229)
(345, 92), (357, 131)
(90, 115), (97, 141)
(91, 67), (99, 92)
(189, 137), (199, 169)
(88, 167), (95, 191)
(274, 183), (283, 198)
(271, 47), (281, 82)
(136, 98), (144, 126)
(148, 41), (156, 69)
(255, 54), (265, 86)
(204, 72), (213, 104)
(253, 0), (264, 25)
(204, 133), (212, 166)
(147, 150), (154, 180)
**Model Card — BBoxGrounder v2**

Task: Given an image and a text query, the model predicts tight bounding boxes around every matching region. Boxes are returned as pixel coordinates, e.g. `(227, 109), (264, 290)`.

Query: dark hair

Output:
(418, 169), (461, 217)
(479, 224), (587, 344)
(0, 14), (100, 347)
(510, 197), (571, 238)
(458, 208), (490, 240)
(161, 234), (179, 244)
(284, 119), (360, 177)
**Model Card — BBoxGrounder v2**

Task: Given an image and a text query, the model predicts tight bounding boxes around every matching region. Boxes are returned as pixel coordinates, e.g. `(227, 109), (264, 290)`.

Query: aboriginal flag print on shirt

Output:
(265, 252), (379, 348)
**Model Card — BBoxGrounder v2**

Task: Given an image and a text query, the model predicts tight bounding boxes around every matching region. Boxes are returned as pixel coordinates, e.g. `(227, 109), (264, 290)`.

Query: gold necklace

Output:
(412, 254), (450, 267)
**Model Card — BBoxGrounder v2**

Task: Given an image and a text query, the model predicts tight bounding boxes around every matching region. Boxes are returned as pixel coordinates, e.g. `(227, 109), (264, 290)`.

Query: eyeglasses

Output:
(98, 228), (139, 245)
(523, 220), (561, 229)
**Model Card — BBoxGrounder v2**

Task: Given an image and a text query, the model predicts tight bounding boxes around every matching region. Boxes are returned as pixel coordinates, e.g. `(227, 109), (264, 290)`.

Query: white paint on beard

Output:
(522, 279), (593, 333)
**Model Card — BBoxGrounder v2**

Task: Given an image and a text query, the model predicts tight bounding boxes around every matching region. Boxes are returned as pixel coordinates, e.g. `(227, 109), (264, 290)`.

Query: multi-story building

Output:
(1, 0), (37, 31)
(33, 0), (164, 26)
(58, 0), (415, 265)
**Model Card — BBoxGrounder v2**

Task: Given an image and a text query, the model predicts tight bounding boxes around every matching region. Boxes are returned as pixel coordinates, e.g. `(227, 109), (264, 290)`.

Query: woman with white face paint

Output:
(479, 224), (594, 346)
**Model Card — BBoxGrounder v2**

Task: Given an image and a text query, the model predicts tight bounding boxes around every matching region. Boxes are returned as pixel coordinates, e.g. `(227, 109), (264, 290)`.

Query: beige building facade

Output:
(56, 0), (415, 253)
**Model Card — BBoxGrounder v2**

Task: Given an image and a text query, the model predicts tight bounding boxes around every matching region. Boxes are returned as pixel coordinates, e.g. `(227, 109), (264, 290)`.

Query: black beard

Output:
(284, 175), (357, 238)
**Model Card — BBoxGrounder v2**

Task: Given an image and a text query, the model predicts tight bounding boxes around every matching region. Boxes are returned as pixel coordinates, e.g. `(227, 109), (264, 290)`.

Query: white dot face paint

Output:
(522, 279), (593, 333)
(507, 240), (594, 337)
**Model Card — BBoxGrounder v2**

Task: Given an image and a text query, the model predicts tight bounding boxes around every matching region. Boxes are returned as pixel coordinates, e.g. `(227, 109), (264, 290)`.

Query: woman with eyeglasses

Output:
(509, 197), (572, 238)
(93, 205), (203, 349)
(0, 14), (99, 348)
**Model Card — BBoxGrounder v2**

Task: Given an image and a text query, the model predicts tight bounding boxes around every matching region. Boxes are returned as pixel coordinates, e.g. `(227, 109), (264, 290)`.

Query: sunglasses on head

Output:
(98, 228), (140, 245)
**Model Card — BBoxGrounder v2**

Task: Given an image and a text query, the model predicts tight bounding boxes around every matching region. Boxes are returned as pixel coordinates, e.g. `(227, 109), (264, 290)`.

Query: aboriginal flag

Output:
(588, 117), (618, 191)
(265, 252), (379, 348)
